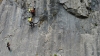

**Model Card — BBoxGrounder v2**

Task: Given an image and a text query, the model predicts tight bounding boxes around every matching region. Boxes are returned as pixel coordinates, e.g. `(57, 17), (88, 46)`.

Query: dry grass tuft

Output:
(0, 0), (2, 4)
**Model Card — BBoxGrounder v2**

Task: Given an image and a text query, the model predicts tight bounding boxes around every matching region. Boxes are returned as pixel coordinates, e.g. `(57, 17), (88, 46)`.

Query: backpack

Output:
(31, 10), (35, 13)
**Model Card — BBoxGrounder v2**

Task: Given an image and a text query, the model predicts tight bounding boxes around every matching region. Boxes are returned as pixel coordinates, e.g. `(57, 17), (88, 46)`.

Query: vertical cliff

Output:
(0, 0), (100, 56)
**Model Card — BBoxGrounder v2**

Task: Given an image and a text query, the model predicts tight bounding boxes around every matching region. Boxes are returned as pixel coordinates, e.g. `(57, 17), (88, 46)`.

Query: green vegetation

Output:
(15, 0), (17, 2)
(36, 53), (38, 56)
(94, 23), (98, 26)
(54, 54), (57, 56)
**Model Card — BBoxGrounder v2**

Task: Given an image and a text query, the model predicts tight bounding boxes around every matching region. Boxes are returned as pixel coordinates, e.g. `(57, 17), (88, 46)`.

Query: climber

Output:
(28, 17), (38, 27)
(28, 7), (35, 17)
(7, 42), (11, 52)
(28, 17), (34, 27)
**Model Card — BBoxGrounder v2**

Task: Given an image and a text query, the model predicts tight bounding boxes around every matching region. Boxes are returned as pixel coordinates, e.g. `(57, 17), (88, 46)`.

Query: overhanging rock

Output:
(59, 0), (92, 18)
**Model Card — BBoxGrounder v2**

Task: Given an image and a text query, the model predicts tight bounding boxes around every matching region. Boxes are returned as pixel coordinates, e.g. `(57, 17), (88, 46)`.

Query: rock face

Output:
(0, 0), (100, 56)
(59, 0), (92, 18)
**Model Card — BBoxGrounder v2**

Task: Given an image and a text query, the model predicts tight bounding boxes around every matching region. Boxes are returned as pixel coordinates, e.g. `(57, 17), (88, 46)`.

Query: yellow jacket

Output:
(28, 18), (32, 22)
(28, 8), (33, 12)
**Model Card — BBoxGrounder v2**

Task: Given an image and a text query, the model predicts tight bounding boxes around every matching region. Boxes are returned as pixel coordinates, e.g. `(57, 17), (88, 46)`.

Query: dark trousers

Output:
(7, 46), (11, 51)
(31, 12), (35, 17)
(30, 22), (33, 25)
(29, 22), (35, 27)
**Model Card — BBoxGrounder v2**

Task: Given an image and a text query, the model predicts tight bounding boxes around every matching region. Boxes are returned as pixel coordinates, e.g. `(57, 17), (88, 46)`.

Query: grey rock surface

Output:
(59, 0), (92, 18)
(0, 0), (100, 56)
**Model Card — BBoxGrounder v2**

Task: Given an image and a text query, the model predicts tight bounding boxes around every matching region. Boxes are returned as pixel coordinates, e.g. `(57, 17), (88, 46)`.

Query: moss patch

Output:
(54, 54), (57, 56)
